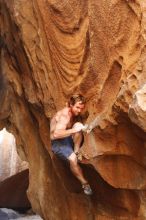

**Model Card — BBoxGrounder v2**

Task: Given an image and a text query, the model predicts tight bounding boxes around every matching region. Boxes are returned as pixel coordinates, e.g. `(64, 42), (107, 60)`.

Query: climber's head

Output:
(68, 94), (86, 116)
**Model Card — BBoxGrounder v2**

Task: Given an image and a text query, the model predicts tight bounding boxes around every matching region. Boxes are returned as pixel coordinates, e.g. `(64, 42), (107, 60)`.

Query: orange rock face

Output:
(0, 0), (146, 219)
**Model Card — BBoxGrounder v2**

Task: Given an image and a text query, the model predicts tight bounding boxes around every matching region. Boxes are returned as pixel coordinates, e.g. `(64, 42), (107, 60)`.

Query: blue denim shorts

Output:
(51, 136), (74, 160)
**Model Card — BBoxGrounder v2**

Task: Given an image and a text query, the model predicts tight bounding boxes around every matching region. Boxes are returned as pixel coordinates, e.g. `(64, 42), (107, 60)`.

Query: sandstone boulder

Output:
(0, 169), (30, 210)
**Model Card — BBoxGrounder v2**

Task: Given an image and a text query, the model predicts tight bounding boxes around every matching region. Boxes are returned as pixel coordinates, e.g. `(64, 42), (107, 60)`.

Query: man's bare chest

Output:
(66, 117), (77, 129)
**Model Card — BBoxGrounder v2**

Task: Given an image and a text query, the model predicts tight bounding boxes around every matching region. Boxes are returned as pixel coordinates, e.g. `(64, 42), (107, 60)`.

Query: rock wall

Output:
(0, 0), (146, 219)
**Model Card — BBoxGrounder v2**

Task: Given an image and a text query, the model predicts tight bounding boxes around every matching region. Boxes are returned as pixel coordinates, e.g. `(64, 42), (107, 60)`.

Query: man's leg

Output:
(72, 131), (83, 154)
(68, 152), (87, 184)
(68, 152), (93, 195)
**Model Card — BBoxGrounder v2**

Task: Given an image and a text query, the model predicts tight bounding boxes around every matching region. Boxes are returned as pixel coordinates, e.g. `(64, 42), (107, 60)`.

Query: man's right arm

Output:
(52, 115), (84, 139)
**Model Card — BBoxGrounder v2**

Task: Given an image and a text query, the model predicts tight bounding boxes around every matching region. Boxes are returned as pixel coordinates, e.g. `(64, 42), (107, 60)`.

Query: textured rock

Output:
(129, 84), (146, 132)
(0, 0), (146, 219)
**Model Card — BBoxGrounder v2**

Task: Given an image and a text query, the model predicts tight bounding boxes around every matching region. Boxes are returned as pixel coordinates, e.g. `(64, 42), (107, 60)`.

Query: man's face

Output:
(70, 101), (85, 116)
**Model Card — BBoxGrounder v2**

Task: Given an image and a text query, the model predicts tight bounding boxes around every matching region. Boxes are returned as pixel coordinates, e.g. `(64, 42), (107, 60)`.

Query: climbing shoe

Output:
(82, 183), (93, 195)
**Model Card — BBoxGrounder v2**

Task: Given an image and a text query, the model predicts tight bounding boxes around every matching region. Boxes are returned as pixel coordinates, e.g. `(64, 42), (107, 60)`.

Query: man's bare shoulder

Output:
(55, 107), (69, 121)
(62, 107), (70, 115)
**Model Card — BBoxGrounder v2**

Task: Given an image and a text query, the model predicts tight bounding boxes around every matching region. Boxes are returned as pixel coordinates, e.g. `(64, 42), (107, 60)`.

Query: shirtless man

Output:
(50, 94), (92, 195)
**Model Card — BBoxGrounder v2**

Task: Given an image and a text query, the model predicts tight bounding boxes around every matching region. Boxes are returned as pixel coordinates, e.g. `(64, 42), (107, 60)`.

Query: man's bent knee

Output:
(72, 123), (83, 137)
(68, 152), (78, 164)
(72, 123), (83, 133)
